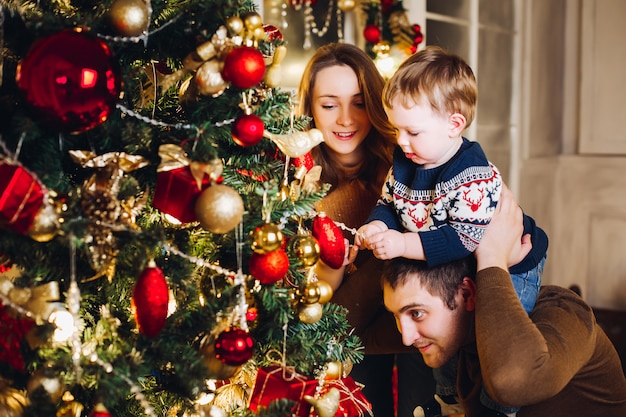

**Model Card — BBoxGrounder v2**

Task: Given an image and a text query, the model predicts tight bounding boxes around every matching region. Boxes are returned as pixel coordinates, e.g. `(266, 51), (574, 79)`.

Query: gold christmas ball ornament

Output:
(226, 15), (244, 35)
(314, 280), (334, 304)
(195, 184), (244, 234)
(300, 283), (321, 304)
(250, 222), (284, 254)
(28, 203), (60, 242)
(243, 11), (263, 31)
(337, 0), (356, 12)
(27, 363), (65, 403)
(109, 0), (151, 37)
(288, 235), (320, 267)
(324, 360), (343, 380)
(297, 302), (323, 324)
(195, 60), (227, 97)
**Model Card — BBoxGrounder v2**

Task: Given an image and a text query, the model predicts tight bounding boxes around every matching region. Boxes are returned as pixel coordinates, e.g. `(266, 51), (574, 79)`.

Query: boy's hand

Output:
(367, 229), (405, 259)
(355, 221), (387, 249)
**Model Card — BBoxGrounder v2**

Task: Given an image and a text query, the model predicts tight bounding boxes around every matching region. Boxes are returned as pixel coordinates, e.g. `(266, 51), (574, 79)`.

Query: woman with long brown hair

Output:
(298, 42), (435, 417)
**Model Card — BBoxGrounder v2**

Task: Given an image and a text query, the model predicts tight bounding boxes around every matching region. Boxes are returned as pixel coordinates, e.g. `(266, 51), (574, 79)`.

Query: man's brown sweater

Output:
(463, 266), (626, 416)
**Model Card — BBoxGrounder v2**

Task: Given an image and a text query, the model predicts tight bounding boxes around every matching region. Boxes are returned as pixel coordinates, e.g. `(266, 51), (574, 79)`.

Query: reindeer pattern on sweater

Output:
(368, 138), (502, 267)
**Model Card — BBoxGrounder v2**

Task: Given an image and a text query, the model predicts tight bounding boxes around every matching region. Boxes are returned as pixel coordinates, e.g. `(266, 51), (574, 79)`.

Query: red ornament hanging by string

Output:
(132, 261), (169, 338)
(221, 46), (266, 89)
(214, 327), (254, 366)
(231, 113), (265, 146)
(312, 213), (346, 269)
(363, 24), (381, 44)
(15, 28), (122, 133)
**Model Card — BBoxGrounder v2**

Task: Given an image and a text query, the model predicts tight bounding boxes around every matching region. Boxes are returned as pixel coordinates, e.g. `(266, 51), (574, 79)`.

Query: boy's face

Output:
(383, 274), (474, 369)
(385, 96), (463, 169)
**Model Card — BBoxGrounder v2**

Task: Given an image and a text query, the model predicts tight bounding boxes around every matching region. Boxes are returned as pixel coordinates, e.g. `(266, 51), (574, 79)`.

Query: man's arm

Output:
(473, 186), (595, 406)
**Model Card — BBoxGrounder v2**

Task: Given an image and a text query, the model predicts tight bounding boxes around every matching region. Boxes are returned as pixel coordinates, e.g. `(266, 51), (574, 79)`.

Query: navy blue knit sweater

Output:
(368, 139), (548, 273)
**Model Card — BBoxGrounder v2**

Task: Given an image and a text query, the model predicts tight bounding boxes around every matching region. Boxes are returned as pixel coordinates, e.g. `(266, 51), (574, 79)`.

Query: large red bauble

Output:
(232, 113), (265, 146)
(312, 213), (346, 269)
(214, 327), (254, 366)
(363, 24), (381, 44)
(132, 263), (169, 338)
(16, 28), (122, 133)
(222, 46), (266, 89)
(249, 248), (289, 284)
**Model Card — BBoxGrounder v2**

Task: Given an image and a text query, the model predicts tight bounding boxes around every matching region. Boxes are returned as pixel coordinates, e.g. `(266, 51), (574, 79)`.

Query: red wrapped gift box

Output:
(0, 162), (44, 234)
(249, 366), (318, 417)
(152, 166), (210, 223)
(315, 377), (373, 417)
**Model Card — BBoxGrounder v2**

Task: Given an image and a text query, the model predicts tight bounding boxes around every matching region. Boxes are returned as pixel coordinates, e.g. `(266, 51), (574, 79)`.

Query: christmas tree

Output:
(0, 1), (369, 416)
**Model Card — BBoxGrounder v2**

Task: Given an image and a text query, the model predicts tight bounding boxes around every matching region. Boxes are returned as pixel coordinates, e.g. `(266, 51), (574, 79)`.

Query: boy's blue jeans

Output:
(434, 257), (546, 414)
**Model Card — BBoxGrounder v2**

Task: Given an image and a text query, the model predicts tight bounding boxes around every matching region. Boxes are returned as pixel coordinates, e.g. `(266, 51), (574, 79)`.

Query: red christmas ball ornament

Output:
(249, 248), (290, 284)
(363, 24), (381, 44)
(381, 0), (394, 13)
(222, 46), (266, 89)
(15, 28), (122, 133)
(232, 113), (265, 146)
(214, 327), (254, 366)
(414, 30), (424, 46)
(246, 306), (258, 322)
(312, 212), (346, 269)
(132, 261), (169, 338)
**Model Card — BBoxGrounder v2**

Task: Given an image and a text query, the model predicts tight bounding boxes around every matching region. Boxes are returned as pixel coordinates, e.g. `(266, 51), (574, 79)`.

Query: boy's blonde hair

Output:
(383, 45), (478, 127)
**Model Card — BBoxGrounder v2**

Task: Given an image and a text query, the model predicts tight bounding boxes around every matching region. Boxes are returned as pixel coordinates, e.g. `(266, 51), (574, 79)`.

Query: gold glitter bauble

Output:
(314, 280), (333, 304)
(109, 0), (151, 37)
(195, 184), (244, 234)
(324, 360), (343, 380)
(226, 16), (244, 35)
(297, 302), (323, 324)
(28, 204), (60, 242)
(250, 223), (284, 254)
(337, 0), (356, 12)
(243, 11), (263, 31)
(288, 235), (320, 267)
(300, 283), (320, 304)
(195, 60), (227, 97)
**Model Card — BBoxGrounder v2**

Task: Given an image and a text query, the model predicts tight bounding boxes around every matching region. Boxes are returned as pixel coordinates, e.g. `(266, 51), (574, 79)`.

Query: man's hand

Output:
(475, 185), (532, 271)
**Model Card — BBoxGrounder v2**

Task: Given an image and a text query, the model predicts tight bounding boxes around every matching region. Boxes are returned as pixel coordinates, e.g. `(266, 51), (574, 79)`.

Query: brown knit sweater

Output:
(461, 266), (626, 416)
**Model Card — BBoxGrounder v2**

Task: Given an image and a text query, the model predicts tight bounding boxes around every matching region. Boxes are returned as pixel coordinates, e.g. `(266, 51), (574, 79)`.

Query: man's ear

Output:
(459, 277), (476, 311)
(448, 113), (467, 136)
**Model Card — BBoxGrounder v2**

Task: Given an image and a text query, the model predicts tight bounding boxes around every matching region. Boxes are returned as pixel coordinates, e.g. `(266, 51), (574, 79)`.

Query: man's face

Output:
(383, 276), (474, 368)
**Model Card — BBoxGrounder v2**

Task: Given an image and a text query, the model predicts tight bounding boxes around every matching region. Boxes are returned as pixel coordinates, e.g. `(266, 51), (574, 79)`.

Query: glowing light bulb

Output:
(49, 310), (75, 343)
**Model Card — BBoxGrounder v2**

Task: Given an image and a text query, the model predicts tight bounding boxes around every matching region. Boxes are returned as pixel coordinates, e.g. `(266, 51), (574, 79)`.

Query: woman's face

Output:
(310, 65), (372, 158)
